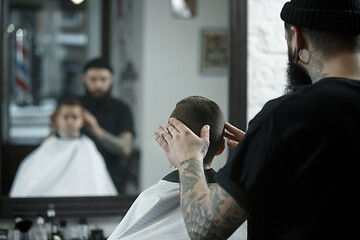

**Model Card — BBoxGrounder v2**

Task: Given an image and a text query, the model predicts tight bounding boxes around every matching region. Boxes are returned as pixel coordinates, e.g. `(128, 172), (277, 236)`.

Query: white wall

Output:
(139, 0), (229, 190)
(110, 0), (144, 150)
(247, 0), (289, 121)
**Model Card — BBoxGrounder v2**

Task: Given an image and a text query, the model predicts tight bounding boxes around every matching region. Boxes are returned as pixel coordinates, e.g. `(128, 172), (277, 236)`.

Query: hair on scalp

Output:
(285, 22), (360, 59)
(83, 57), (113, 73)
(170, 96), (225, 165)
(56, 98), (83, 112)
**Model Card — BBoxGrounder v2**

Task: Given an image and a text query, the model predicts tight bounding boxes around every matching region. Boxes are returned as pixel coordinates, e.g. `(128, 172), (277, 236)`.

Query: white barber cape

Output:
(108, 169), (247, 240)
(10, 134), (117, 197)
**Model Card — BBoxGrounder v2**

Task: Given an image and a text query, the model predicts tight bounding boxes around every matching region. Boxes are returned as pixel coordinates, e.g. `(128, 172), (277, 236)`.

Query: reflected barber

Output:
(78, 58), (135, 194)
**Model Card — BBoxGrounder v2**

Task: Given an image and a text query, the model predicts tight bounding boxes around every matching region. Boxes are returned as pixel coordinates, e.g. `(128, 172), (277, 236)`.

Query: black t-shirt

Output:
(215, 78), (360, 239)
(79, 93), (134, 193)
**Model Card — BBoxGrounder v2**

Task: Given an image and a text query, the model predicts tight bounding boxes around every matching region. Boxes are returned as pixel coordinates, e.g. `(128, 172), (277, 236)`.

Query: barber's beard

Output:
(285, 49), (312, 93)
(85, 87), (112, 102)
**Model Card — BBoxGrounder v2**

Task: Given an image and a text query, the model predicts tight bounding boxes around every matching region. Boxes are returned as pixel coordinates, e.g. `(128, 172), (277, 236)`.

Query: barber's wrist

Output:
(93, 127), (105, 139)
(176, 157), (204, 171)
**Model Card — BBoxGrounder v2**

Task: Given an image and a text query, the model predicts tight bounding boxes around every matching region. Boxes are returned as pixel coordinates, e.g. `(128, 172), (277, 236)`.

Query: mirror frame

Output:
(0, 0), (247, 219)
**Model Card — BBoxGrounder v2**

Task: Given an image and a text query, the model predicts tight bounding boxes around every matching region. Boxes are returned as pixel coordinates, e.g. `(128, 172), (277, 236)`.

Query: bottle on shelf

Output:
(13, 217), (22, 240)
(59, 220), (70, 240)
(15, 219), (33, 240)
(78, 219), (89, 240)
(30, 215), (47, 240)
(89, 229), (105, 240)
(46, 204), (63, 240)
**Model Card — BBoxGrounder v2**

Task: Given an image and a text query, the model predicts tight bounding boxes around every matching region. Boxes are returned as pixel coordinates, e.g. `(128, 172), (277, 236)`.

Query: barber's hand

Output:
(82, 109), (104, 138)
(224, 122), (245, 150)
(154, 118), (210, 169)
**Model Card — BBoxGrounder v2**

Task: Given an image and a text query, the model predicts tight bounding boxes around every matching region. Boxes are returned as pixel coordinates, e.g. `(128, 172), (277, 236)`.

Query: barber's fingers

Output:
(225, 122), (245, 141)
(82, 109), (90, 115)
(153, 131), (169, 151)
(156, 126), (173, 144)
(154, 125), (174, 153)
(225, 122), (243, 135)
(83, 109), (95, 118)
(82, 110), (92, 121)
(224, 131), (238, 141)
(165, 123), (179, 137)
(169, 117), (190, 133)
(227, 139), (239, 150)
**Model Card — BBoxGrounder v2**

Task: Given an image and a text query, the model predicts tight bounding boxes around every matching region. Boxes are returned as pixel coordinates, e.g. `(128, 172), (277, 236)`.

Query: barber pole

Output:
(14, 28), (31, 105)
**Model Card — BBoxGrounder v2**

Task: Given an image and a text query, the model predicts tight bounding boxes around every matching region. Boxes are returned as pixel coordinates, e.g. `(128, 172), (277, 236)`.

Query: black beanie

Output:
(281, 0), (360, 33)
(83, 58), (113, 73)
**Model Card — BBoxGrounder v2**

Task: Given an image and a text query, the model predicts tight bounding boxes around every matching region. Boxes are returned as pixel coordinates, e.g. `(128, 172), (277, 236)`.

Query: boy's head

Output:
(54, 99), (84, 137)
(170, 96), (225, 166)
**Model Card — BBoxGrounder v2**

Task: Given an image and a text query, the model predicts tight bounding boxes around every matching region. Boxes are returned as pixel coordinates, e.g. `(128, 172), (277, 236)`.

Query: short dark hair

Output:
(56, 98), (83, 112)
(83, 58), (113, 74)
(170, 96), (225, 165)
(285, 22), (360, 59)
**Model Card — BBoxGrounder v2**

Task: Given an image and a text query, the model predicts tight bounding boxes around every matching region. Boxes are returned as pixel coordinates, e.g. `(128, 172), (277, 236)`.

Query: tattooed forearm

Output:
(101, 131), (133, 156)
(179, 158), (247, 239)
(179, 159), (191, 166)
(178, 141), (208, 167)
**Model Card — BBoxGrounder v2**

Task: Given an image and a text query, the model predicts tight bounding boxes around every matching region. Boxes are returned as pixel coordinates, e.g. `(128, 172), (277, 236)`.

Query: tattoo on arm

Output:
(101, 131), (133, 156)
(178, 141), (209, 167)
(201, 141), (209, 153)
(179, 159), (191, 166)
(179, 158), (247, 239)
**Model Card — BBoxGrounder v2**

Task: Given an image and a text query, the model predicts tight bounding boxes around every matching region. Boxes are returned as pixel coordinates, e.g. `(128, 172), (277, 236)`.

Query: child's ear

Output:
(49, 112), (58, 134)
(50, 111), (58, 125)
(215, 138), (226, 156)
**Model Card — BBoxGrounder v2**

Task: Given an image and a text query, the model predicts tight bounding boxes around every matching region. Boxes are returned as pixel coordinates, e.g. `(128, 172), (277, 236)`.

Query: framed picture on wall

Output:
(200, 28), (229, 75)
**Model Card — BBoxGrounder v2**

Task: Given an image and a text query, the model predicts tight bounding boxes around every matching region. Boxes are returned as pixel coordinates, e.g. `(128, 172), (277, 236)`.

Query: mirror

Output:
(1, 0), (245, 218)
(1, 0), (141, 198)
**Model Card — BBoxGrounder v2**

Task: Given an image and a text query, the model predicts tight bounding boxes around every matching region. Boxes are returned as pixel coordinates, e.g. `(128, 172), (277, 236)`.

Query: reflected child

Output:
(55, 99), (85, 138)
(10, 99), (117, 197)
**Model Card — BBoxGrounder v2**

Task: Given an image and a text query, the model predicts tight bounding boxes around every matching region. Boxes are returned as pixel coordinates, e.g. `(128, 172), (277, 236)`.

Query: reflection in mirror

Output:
(9, 99), (118, 197)
(4, 0), (96, 144)
(1, 0), (140, 197)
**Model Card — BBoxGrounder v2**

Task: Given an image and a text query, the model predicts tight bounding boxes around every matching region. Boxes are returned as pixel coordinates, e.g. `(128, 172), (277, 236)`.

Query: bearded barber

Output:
(79, 58), (134, 194)
(154, 0), (360, 239)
